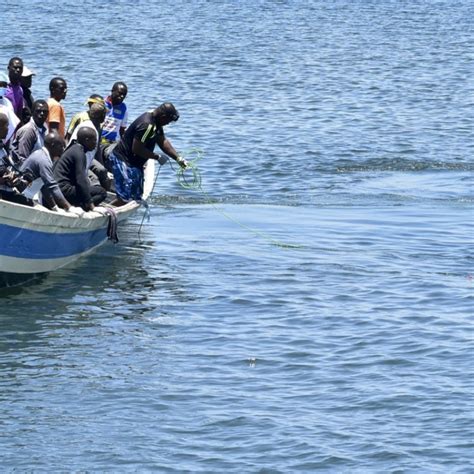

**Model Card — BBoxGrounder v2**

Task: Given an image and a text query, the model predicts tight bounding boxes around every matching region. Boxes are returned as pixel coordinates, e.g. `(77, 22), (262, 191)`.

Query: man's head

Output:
(86, 94), (104, 108)
(110, 82), (128, 106)
(153, 102), (179, 127)
(7, 57), (23, 85)
(88, 102), (107, 125)
(20, 65), (35, 89)
(0, 113), (9, 140)
(44, 131), (65, 159)
(49, 77), (67, 101)
(31, 100), (49, 127)
(77, 126), (97, 152)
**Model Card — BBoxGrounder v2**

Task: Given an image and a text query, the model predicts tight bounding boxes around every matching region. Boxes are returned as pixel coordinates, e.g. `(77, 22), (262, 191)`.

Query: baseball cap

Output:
(22, 66), (35, 77)
(84, 94), (105, 106)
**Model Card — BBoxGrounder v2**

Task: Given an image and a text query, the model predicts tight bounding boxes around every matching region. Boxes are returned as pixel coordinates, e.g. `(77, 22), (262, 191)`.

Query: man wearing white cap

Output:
(20, 65), (35, 125)
(0, 71), (20, 143)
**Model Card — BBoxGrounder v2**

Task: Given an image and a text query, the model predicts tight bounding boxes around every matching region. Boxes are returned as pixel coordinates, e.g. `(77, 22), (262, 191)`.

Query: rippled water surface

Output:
(1, 1), (473, 471)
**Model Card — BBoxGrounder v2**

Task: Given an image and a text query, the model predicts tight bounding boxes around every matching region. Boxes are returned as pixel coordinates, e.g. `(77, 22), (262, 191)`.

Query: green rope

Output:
(172, 150), (305, 250)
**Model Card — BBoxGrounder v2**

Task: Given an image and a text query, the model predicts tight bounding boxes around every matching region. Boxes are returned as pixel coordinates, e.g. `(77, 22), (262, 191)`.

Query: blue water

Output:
(1, 1), (473, 471)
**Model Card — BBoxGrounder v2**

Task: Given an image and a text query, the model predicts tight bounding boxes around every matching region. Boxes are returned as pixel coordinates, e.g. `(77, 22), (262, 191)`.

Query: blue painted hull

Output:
(0, 161), (154, 281)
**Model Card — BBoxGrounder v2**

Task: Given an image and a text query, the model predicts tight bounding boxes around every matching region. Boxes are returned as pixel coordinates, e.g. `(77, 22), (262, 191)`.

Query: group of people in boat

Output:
(0, 56), (187, 214)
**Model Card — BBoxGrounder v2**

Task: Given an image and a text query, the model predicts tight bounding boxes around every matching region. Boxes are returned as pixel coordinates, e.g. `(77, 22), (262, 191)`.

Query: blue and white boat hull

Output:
(0, 161), (154, 280)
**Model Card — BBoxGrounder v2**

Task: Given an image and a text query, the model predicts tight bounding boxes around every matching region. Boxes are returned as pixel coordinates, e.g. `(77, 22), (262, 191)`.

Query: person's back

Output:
(54, 127), (105, 210)
(54, 142), (87, 189)
(65, 111), (89, 141)
(114, 110), (158, 169)
(66, 94), (104, 142)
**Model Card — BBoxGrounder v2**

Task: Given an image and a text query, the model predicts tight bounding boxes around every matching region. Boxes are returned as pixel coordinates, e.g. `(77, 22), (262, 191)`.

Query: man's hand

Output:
(176, 156), (188, 169)
(68, 206), (84, 217)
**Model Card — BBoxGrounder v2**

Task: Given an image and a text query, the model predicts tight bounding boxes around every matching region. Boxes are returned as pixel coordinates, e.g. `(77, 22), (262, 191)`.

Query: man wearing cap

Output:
(109, 102), (187, 207)
(47, 77), (67, 137)
(11, 99), (49, 165)
(0, 72), (20, 143)
(5, 57), (24, 119)
(20, 65), (35, 125)
(101, 82), (128, 146)
(67, 102), (110, 191)
(65, 94), (104, 142)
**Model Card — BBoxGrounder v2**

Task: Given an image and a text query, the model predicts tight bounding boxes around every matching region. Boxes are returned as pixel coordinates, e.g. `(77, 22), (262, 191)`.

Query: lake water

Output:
(1, 0), (473, 471)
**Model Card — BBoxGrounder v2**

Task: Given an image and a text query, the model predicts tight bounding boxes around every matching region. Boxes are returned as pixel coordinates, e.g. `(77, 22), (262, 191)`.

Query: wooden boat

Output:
(0, 161), (154, 287)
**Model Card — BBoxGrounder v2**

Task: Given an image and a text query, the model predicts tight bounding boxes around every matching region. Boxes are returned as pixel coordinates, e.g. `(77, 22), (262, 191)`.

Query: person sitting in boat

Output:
(0, 112), (33, 206)
(53, 127), (106, 211)
(20, 65), (35, 126)
(47, 77), (67, 137)
(0, 112), (10, 170)
(67, 102), (111, 192)
(10, 100), (49, 165)
(109, 103), (187, 207)
(5, 57), (25, 120)
(65, 94), (104, 142)
(0, 72), (20, 145)
(101, 82), (128, 146)
(19, 131), (72, 212)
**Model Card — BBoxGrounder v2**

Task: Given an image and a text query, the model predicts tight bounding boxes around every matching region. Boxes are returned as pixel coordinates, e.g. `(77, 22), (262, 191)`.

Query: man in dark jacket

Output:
(53, 127), (106, 211)
(11, 99), (49, 164)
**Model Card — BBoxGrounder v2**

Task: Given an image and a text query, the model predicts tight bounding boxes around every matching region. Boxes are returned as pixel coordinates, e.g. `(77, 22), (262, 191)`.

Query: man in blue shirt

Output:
(101, 82), (128, 145)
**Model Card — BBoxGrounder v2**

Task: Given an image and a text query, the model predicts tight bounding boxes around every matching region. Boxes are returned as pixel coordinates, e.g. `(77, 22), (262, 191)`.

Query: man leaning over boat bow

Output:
(109, 102), (187, 207)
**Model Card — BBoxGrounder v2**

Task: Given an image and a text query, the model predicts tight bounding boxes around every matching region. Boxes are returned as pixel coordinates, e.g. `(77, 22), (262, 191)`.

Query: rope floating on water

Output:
(171, 150), (305, 250)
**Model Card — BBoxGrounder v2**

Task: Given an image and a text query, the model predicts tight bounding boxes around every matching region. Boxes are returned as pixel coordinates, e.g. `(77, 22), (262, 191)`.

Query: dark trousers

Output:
(0, 191), (33, 207)
(61, 184), (107, 209)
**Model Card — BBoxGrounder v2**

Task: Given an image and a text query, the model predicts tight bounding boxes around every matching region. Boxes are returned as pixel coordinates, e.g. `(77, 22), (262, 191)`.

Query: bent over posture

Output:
(110, 102), (187, 206)
(54, 127), (106, 211)
(20, 131), (71, 210)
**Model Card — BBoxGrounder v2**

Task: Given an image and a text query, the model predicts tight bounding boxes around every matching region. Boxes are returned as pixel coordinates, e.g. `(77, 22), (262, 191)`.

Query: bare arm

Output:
(156, 135), (178, 160)
(131, 137), (162, 161)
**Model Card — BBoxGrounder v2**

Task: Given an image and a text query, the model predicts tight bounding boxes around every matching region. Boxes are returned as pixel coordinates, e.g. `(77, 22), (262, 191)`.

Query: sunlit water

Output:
(1, 1), (473, 471)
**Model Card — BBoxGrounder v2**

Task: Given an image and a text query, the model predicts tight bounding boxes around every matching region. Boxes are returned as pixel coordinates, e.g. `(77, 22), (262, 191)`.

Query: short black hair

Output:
(31, 99), (49, 110)
(49, 77), (66, 91)
(112, 81), (127, 92)
(157, 102), (179, 122)
(8, 57), (23, 67)
(44, 130), (64, 148)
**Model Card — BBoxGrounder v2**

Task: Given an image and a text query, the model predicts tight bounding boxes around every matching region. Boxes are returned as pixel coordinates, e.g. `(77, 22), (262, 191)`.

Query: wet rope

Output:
(105, 207), (119, 243)
(170, 150), (305, 250)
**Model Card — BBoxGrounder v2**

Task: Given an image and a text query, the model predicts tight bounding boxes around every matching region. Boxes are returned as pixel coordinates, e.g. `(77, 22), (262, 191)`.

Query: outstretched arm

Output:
(156, 135), (187, 168)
